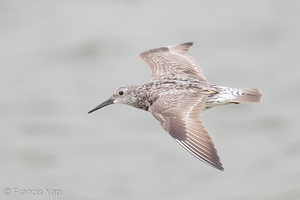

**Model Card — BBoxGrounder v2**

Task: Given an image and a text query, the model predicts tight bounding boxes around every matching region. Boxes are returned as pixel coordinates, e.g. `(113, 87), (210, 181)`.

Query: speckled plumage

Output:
(88, 42), (263, 171)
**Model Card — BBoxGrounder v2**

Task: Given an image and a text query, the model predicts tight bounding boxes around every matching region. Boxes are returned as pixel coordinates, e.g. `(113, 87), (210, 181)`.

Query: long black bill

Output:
(88, 97), (114, 114)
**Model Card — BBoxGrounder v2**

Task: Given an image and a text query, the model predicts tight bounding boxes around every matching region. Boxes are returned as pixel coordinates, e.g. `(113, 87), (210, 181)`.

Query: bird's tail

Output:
(230, 88), (263, 103)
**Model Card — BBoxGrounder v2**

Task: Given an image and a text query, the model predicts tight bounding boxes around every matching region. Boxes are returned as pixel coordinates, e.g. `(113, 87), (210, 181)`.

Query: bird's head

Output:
(88, 85), (138, 114)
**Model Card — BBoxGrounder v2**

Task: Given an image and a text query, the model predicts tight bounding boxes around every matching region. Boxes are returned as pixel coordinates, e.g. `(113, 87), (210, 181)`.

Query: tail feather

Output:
(230, 88), (263, 103)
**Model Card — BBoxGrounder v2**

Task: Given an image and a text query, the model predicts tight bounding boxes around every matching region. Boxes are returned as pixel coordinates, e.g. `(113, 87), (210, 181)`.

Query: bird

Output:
(88, 42), (262, 171)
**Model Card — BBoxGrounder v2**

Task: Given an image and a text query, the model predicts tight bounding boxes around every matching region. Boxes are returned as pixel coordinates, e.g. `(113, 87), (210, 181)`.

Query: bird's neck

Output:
(129, 83), (158, 111)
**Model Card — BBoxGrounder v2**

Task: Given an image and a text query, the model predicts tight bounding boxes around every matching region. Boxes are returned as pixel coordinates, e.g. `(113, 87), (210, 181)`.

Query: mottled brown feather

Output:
(149, 90), (223, 170)
(139, 42), (208, 82)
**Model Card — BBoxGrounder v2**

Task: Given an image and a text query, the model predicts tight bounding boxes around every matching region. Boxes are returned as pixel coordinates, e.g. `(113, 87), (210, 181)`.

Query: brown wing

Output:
(149, 91), (223, 171)
(139, 42), (208, 82)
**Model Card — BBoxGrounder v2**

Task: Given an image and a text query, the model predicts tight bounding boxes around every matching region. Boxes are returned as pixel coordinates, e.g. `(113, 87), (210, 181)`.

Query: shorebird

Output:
(88, 42), (262, 171)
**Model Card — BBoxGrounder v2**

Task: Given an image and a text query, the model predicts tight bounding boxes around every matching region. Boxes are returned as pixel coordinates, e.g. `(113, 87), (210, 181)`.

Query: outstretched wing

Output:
(139, 42), (208, 82)
(149, 91), (223, 171)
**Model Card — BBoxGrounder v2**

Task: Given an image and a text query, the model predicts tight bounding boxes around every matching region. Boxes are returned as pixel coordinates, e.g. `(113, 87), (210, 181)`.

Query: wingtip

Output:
(216, 164), (224, 171)
(168, 42), (194, 54)
(183, 42), (193, 46)
(139, 42), (194, 58)
(171, 42), (193, 47)
(207, 160), (224, 171)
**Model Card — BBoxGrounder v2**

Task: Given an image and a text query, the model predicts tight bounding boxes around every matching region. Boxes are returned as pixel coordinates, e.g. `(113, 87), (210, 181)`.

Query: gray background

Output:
(1, 0), (299, 199)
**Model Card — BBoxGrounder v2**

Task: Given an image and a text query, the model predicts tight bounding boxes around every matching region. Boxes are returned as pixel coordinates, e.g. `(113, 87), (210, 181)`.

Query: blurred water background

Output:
(1, 0), (300, 199)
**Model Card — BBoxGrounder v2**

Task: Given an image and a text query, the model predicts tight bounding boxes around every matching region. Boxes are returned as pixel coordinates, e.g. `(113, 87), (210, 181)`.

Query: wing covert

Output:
(139, 42), (208, 82)
(149, 91), (223, 170)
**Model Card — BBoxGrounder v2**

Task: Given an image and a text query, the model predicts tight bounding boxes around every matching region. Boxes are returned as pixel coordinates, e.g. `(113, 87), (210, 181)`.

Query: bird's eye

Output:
(119, 91), (124, 95)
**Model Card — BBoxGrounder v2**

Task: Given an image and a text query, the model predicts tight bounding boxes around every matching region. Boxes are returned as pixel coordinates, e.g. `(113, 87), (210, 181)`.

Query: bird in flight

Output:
(88, 42), (262, 171)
